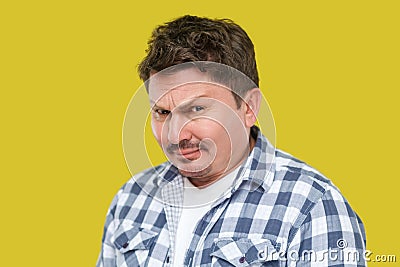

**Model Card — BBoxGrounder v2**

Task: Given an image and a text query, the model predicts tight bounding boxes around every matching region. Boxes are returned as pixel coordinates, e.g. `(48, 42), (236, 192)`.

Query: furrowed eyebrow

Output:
(175, 98), (202, 111)
(150, 94), (210, 111)
(151, 104), (167, 111)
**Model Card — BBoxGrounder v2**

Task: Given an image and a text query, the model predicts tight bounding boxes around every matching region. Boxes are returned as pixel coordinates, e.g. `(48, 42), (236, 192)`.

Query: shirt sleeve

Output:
(285, 186), (367, 266)
(96, 189), (122, 267)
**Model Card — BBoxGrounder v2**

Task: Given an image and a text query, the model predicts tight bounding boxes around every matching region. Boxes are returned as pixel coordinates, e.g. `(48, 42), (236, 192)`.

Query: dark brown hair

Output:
(138, 15), (259, 106)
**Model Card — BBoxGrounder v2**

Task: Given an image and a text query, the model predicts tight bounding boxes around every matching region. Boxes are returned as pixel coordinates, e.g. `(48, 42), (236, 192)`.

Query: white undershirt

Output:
(173, 167), (240, 266)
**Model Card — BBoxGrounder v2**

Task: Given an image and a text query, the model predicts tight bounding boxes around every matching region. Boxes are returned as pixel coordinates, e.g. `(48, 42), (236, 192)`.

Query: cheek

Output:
(217, 134), (233, 155)
(198, 120), (231, 147)
(151, 120), (163, 144)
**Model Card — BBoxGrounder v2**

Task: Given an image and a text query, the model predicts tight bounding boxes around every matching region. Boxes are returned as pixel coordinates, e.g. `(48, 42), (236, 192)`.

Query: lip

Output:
(177, 148), (201, 160)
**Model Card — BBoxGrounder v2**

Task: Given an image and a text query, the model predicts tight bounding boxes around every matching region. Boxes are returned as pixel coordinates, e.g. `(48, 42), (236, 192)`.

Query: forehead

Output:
(148, 68), (235, 105)
(148, 67), (211, 91)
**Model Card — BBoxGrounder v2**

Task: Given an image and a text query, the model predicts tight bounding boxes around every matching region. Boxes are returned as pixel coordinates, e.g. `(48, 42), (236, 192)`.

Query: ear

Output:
(242, 88), (261, 128)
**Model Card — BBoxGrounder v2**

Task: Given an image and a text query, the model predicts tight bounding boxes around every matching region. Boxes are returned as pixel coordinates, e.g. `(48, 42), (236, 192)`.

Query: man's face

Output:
(148, 68), (254, 185)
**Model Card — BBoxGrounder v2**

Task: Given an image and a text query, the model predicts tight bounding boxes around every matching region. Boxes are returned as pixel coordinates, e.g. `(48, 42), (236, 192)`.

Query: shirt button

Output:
(239, 256), (246, 263)
(122, 242), (129, 248)
(166, 256), (170, 263)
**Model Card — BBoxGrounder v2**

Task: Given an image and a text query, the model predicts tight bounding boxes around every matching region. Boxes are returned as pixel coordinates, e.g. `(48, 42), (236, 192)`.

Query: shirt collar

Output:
(236, 126), (276, 192)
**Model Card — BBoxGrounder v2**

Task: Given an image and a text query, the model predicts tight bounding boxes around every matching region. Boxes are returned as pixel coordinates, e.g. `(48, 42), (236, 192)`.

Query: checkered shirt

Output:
(97, 128), (366, 266)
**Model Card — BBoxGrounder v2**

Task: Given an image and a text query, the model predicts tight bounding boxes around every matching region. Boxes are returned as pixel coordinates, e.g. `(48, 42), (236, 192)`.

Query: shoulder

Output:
(271, 149), (365, 246)
(273, 148), (355, 212)
(120, 162), (170, 194)
(273, 148), (338, 197)
(268, 148), (347, 227)
(108, 162), (173, 218)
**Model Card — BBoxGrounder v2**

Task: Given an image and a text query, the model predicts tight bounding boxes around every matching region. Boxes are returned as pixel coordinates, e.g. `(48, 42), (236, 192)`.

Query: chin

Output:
(178, 166), (212, 178)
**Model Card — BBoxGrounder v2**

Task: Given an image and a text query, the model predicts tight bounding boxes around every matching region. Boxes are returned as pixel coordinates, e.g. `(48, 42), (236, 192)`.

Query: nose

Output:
(165, 113), (191, 144)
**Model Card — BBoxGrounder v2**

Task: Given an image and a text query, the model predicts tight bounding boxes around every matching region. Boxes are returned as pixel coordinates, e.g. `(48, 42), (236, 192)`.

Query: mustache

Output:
(166, 140), (201, 154)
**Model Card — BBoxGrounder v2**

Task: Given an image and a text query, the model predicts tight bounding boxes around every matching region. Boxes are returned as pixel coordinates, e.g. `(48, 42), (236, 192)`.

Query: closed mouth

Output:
(177, 148), (201, 160)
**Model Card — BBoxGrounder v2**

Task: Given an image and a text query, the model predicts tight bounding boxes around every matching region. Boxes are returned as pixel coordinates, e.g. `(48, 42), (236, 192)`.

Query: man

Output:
(97, 15), (366, 266)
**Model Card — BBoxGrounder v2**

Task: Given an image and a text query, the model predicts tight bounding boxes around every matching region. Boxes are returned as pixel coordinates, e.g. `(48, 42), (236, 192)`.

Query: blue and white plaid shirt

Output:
(97, 128), (366, 266)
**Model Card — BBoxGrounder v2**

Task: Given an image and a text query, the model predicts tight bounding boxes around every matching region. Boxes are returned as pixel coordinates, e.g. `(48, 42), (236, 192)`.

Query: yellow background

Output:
(1, 0), (399, 266)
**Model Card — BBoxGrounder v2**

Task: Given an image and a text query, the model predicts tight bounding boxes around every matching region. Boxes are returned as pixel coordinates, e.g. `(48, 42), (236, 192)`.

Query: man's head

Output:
(139, 16), (261, 185)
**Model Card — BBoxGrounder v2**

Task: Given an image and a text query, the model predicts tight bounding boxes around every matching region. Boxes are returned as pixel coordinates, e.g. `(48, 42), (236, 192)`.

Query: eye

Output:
(152, 109), (170, 120)
(155, 109), (171, 115)
(191, 106), (204, 112)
